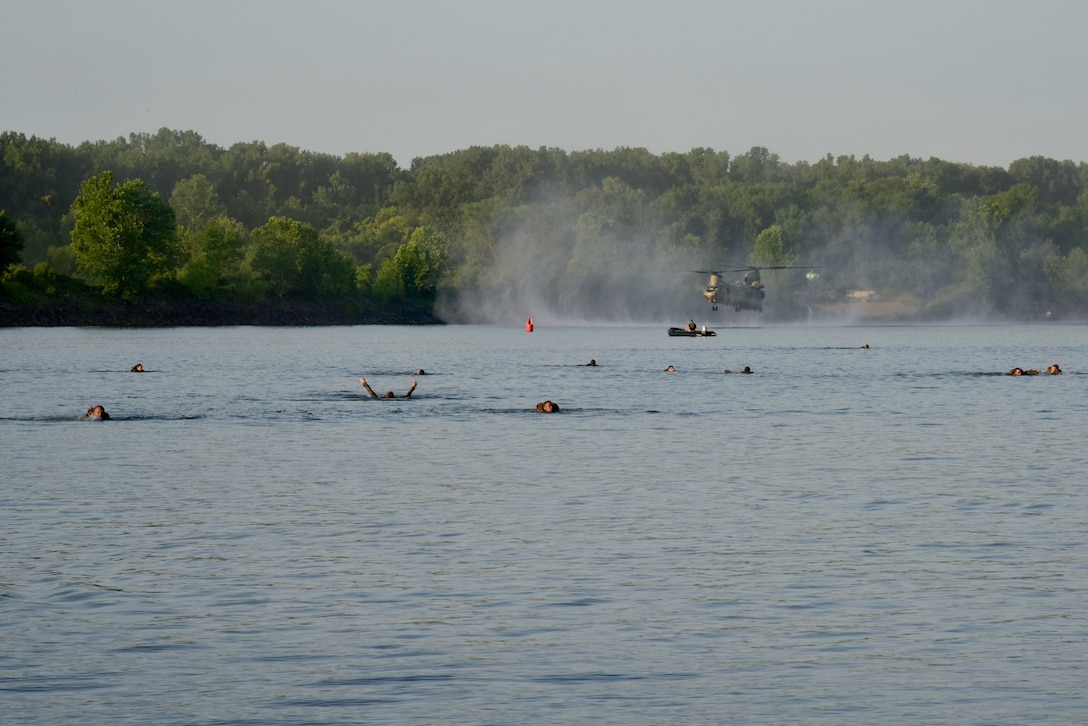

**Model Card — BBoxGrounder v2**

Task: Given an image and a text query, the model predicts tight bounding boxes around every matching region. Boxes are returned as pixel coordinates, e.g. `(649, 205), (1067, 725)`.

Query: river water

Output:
(2, 323), (1087, 724)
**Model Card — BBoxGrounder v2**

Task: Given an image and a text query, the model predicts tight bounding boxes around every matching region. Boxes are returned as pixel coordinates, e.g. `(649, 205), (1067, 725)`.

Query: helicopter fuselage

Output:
(703, 272), (765, 312)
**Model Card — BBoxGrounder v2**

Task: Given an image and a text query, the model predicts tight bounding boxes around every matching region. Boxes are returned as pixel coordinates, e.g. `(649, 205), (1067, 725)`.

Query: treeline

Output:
(2, 127), (1088, 323)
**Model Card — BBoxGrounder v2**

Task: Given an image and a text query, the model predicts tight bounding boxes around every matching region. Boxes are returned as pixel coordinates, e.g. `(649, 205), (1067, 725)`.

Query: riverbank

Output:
(0, 298), (444, 327)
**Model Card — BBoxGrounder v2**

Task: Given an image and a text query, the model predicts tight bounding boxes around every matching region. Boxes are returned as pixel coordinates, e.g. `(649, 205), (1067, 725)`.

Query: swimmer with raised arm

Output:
(360, 377), (417, 398)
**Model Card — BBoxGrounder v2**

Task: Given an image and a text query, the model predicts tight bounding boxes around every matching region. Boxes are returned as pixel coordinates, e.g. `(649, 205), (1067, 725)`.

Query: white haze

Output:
(436, 215), (715, 326)
(434, 185), (1062, 325)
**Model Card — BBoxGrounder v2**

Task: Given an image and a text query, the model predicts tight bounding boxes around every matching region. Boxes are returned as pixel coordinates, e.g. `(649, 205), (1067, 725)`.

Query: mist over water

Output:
(439, 266), (700, 325)
(433, 212), (929, 326)
(437, 203), (707, 324)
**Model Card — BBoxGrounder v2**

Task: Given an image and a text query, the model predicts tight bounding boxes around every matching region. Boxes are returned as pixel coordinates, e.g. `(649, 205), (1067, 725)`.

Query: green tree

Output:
(445, 197), (507, 291)
(730, 146), (781, 184)
(1060, 247), (1088, 309)
(178, 216), (246, 299)
(751, 224), (791, 267)
(324, 206), (416, 266)
(170, 173), (225, 231)
(374, 226), (447, 301)
(248, 216), (355, 299)
(0, 210), (25, 269)
(70, 171), (179, 300)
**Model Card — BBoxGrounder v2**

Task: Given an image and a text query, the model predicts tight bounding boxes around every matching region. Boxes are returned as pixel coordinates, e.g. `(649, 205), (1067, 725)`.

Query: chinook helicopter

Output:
(695, 265), (818, 312)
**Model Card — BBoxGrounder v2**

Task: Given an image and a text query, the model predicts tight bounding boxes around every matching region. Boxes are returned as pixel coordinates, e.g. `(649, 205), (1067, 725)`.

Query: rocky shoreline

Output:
(0, 299), (444, 327)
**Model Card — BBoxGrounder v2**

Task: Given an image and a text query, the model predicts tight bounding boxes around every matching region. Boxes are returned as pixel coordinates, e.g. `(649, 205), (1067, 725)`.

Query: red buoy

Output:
(526, 316), (534, 332)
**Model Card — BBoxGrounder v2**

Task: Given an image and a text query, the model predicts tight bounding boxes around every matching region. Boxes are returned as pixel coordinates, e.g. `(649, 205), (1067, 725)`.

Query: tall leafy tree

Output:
(324, 206), (417, 266)
(248, 216), (355, 299)
(170, 173), (225, 231)
(374, 226), (446, 301)
(0, 210), (25, 269)
(69, 172), (179, 300)
(751, 224), (791, 266)
(178, 216), (246, 299)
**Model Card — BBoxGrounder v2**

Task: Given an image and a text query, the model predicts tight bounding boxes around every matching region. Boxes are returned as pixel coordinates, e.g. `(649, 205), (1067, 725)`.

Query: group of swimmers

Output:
(1011, 364), (1062, 375)
(83, 363), (147, 418)
(84, 356), (1068, 419)
(359, 370), (566, 411)
(665, 364), (752, 374)
(357, 359), (759, 414)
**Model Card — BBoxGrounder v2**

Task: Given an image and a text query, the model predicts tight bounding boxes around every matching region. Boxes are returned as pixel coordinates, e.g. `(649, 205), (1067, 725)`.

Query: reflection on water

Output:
(3, 324), (1088, 724)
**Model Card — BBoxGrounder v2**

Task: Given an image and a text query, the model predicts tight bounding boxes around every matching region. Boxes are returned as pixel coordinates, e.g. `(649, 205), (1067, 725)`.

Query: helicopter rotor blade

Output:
(719, 264), (822, 272)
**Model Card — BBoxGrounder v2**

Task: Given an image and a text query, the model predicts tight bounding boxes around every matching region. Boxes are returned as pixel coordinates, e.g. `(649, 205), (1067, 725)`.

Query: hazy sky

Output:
(6, 0), (1087, 168)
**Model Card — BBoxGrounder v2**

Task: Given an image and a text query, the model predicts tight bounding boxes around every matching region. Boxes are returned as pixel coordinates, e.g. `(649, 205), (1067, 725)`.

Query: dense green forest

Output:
(3, 127), (1088, 325)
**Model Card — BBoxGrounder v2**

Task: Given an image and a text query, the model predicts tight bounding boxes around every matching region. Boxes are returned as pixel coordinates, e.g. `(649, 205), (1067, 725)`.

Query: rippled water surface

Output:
(3, 323), (1088, 724)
